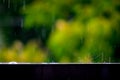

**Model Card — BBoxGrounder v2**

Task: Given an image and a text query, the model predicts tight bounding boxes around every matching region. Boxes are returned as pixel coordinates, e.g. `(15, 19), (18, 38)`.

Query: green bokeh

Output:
(0, 0), (120, 63)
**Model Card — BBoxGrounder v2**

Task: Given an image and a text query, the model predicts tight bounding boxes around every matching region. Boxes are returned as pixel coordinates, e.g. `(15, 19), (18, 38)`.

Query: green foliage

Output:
(0, 40), (48, 62)
(0, 0), (120, 63)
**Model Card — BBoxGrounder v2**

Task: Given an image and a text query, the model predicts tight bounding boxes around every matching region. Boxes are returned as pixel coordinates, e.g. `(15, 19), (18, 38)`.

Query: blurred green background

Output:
(0, 0), (120, 63)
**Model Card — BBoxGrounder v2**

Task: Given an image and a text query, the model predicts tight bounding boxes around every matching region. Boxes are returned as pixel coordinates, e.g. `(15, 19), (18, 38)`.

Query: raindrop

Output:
(51, 13), (56, 33)
(23, 0), (26, 11)
(101, 52), (104, 62)
(0, 30), (4, 49)
(109, 57), (111, 63)
(3, 0), (5, 3)
(21, 18), (24, 28)
(51, 25), (55, 33)
(8, 0), (10, 8)
(93, 53), (101, 61)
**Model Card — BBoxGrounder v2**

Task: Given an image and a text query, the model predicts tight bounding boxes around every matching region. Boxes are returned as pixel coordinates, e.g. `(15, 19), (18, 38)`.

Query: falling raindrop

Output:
(93, 53), (101, 61)
(109, 57), (111, 63)
(8, 0), (10, 8)
(0, 29), (4, 49)
(51, 13), (56, 33)
(23, 0), (26, 11)
(21, 18), (24, 28)
(3, 0), (5, 3)
(101, 52), (104, 62)
(51, 25), (54, 33)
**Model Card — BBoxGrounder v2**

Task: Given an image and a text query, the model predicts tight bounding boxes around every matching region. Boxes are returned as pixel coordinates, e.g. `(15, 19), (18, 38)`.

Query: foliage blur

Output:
(0, 0), (120, 63)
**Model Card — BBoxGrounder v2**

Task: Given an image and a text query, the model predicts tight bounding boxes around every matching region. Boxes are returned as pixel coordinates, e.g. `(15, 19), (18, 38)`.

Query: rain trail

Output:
(8, 0), (10, 8)
(23, 0), (26, 11)
(3, 0), (5, 3)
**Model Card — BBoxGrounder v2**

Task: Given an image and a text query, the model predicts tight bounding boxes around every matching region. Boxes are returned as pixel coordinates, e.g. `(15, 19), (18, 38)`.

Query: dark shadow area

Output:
(0, 64), (118, 80)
